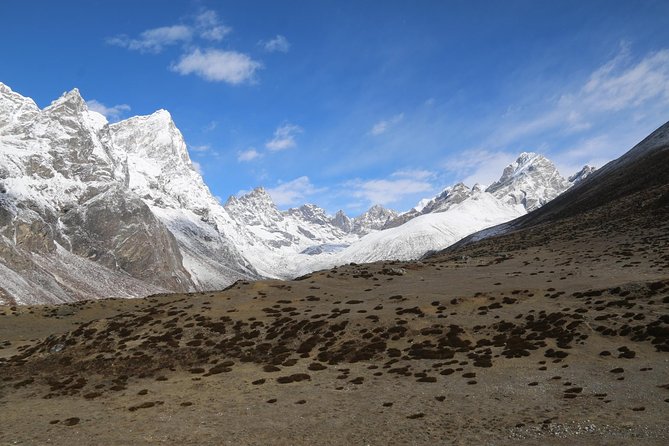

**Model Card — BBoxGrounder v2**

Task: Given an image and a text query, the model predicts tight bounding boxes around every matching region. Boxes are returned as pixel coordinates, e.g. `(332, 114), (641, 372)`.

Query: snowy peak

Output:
(108, 108), (217, 213)
(287, 204), (331, 227)
(0, 83), (40, 132)
(486, 152), (571, 211)
(224, 187), (283, 227)
(490, 152), (541, 185)
(110, 109), (190, 166)
(421, 182), (473, 214)
(46, 88), (86, 112)
(569, 165), (597, 184)
(352, 204), (399, 235)
(384, 183), (475, 229)
(235, 187), (277, 210)
(331, 210), (353, 233)
(43, 88), (109, 130)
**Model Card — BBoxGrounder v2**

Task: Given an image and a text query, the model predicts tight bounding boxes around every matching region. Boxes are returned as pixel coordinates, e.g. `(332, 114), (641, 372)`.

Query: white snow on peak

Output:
(0, 83), (40, 133)
(486, 152), (571, 211)
(329, 190), (525, 264)
(568, 165), (597, 184)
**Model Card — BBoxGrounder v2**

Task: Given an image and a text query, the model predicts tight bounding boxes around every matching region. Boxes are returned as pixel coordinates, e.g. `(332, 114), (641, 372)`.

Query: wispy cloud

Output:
(189, 144), (210, 152)
(85, 99), (131, 121)
(237, 148), (261, 162)
(391, 169), (435, 181)
(171, 48), (262, 84)
(107, 9), (260, 85)
(441, 149), (517, 187)
(260, 35), (290, 53)
(370, 113), (404, 136)
(266, 176), (324, 206)
(203, 121), (217, 132)
(107, 25), (192, 54)
(191, 160), (203, 174)
(107, 10), (231, 53)
(345, 177), (433, 206)
(194, 10), (232, 41)
(265, 123), (303, 151)
(493, 45), (669, 147)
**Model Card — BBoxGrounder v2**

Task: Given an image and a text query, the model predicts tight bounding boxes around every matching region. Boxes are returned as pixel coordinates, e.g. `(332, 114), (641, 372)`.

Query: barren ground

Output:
(1, 206), (668, 446)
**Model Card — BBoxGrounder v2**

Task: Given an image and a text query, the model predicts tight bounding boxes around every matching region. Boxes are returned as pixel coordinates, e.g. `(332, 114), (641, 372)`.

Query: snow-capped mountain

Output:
(331, 210), (353, 233)
(568, 165), (596, 184)
(0, 82), (596, 304)
(384, 183), (481, 229)
(221, 188), (358, 277)
(331, 153), (595, 264)
(0, 83), (257, 304)
(335, 190), (525, 263)
(486, 152), (572, 211)
(350, 205), (399, 235)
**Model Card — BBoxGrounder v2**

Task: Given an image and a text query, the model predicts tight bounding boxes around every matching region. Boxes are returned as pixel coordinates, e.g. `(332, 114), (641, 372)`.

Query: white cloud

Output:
(266, 176), (324, 206)
(195, 10), (232, 41)
(189, 144), (210, 152)
(203, 121), (217, 131)
(265, 123), (303, 151)
(493, 46), (669, 147)
(442, 149), (517, 187)
(85, 100), (131, 121)
(237, 148), (261, 162)
(346, 177), (433, 206)
(391, 169), (435, 180)
(107, 9), (231, 53)
(107, 25), (192, 53)
(370, 113), (404, 136)
(192, 160), (203, 174)
(260, 35), (290, 53)
(171, 48), (262, 84)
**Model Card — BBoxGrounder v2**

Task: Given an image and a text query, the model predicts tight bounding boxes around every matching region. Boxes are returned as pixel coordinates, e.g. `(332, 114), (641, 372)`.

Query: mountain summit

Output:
(486, 152), (572, 211)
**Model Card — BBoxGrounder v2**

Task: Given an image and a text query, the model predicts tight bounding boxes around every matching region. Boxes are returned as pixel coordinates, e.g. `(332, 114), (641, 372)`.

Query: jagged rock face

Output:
(0, 83), (40, 132)
(59, 185), (191, 290)
(422, 183), (473, 214)
(287, 204), (332, 227)
(352, 205), (399, 235)
(331, 210), (353, 233)
(109, 111), (211, 213)
(568, 165), (597, 184)
(486, 152), (572, 211)
(0, 83), (257, 304)
(222, 189), (356, 277)
(225, 188), (286, 228)
(384, 183), (475, 229)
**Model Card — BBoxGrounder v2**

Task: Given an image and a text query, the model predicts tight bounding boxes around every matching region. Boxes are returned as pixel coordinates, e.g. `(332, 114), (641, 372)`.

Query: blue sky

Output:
(2, 1), (669, 215)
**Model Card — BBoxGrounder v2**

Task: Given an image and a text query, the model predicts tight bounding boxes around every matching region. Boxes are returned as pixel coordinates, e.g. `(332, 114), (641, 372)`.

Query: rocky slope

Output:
(0, 83), (260, 304)
(0, 85), (196, 304)
(446, 121), (669, 252)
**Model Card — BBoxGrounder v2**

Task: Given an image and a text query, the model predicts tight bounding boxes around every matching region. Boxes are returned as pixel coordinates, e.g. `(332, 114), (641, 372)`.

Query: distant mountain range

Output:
(0, 82), (595, 304)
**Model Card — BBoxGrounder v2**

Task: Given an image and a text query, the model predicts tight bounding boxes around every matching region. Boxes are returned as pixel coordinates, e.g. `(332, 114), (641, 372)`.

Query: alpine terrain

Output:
(0, 83), (596, 305)
(0, 120), (667, 445)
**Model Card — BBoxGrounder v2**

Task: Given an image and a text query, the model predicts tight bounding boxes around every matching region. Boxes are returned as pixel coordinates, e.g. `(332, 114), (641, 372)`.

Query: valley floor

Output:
(1, 215), (668, 445)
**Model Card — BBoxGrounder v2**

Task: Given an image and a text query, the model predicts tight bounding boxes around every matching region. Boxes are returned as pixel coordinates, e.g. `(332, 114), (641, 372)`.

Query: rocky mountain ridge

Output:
(0, 82), (594, 304)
